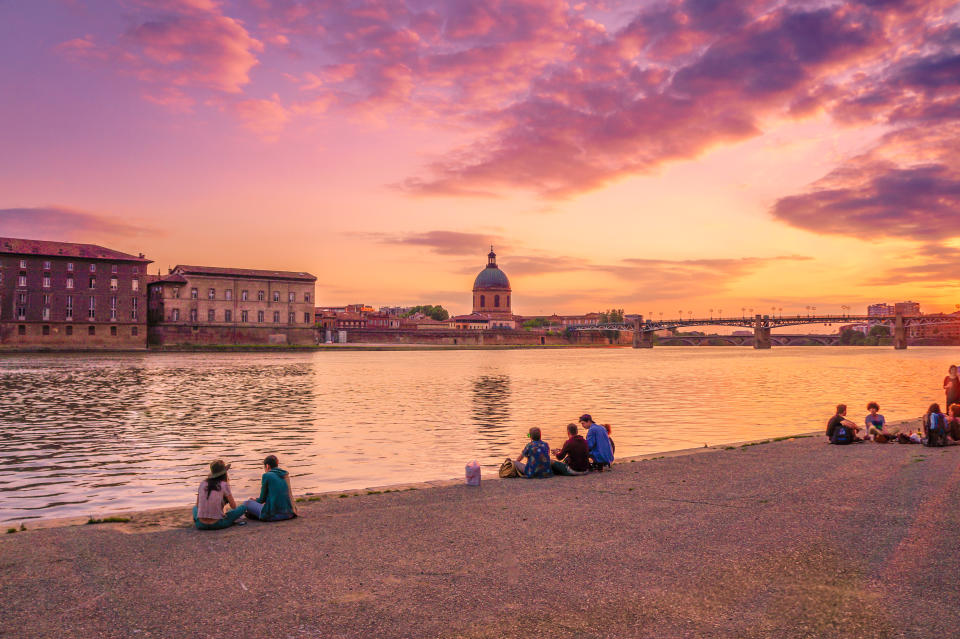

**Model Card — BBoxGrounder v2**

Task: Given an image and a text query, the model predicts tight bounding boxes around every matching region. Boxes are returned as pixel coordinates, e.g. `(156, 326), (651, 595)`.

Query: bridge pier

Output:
(633, 316), (653, 348)
(894, 312), (907, 349)
(754, 314), (771, 349)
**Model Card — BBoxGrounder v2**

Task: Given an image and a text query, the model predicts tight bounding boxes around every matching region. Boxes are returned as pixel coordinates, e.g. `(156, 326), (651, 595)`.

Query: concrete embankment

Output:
(3, 427), (958, 639)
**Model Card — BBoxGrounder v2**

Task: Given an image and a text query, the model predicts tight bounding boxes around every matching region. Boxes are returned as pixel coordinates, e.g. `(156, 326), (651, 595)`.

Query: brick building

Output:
(0, 237), (151, 349)
(147, 265), (317, 346)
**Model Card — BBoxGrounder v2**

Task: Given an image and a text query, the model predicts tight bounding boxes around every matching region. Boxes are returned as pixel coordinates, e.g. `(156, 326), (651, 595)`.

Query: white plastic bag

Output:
(465, 460), (481, 486)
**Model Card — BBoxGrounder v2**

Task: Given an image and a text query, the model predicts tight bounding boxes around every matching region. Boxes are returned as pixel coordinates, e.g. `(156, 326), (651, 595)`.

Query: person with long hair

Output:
(923, 403), (949, 447)
(947, 404), (960, 443)
(193, 459), (247, 530)
(944, 365), (960, 410)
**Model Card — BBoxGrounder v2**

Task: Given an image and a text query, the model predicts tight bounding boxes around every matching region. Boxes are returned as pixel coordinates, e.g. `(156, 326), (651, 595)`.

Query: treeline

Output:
(401, 305), (450, 321)
(840, 325), (891, 345)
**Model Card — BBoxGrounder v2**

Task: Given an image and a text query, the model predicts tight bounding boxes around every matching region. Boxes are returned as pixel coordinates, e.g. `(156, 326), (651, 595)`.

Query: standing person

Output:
(551, 423), (590, 474)
(944, 365), (960, 409)
(193, 460), (247, 530)
(826, 405), (861, 444)
(580, 414), (614, 471)
(245, 455), (298, 521)
(515, 427), (553, 478)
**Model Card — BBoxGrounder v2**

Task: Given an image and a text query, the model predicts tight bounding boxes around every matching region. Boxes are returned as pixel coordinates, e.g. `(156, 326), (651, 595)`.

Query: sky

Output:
(1, 0), (958, 317)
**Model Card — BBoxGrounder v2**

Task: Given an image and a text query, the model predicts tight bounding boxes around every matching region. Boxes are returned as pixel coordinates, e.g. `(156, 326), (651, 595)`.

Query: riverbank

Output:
(5, 422), (959, 639)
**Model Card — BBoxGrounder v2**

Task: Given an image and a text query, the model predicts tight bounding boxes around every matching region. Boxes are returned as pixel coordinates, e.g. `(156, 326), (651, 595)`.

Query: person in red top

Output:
(551, 423), (590, 474)
(944, 365), (960, 409)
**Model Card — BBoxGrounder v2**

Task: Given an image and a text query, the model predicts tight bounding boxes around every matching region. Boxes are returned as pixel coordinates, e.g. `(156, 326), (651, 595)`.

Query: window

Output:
(273, 291), (280, 302)
(288, 292), (295, 303)
(43, 260), (51, 269)
(257, 310), (264, 322)
(66, 325), (73, 336)
(257, 290), (264, 301)
(241, 290), (248, 301)
(111, 264), (118, 274)
(304, 312), (311, 324)
(208, 288), (215, 300)
(190, 288), (198, 299)
(89, 276), (96, 289)
(171, 308), (180, 321)
(132, 279), (139, 292)
(17, 273), (26, 287)
(304, 292), (310, 302)
(17, 293), (26, 304)
(88, 326), (95, 336)
(18, 325), (25, 335)
(110, 277), (118, 291)
(67, 262), (74, 272)
(288, 312), (295, 324)
(273, 311), (280, 323)
(132, 326), (138, 336)
(89, 264), (96, 273)
(172, 287), (180, 299)
(494, 294), (500, 307)
(189, 309), (198, 322)
(224, 310), (232, 322)
(43, 307), (50, 320)
(66, 295), (73, 320)
(42, 294), (50, 305)
(110, 326), (118, 336)
(208, 309), (215, 322)
(132, 267), (139, 275)
(480, 294), (485, 307)
(19, 259), (26, 268)
(88, 296), (95, 319)
(66, 276), (74, 289)
(225, 290), (232, 301)
(241, 310), (248, 322)
(507, 295), (510, 307)
(43, 274), (51, 288)
(42, 325), (50, 336)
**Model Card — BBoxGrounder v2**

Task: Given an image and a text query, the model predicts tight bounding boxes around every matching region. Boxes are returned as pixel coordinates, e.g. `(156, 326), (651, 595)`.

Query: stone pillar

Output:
(754, 314), (771, 349)
(894, 312), (907, 349)
(633, 315), (653, 348)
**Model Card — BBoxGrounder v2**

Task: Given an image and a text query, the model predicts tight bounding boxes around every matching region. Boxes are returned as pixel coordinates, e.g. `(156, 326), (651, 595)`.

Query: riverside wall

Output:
(341, 328), (635, 346)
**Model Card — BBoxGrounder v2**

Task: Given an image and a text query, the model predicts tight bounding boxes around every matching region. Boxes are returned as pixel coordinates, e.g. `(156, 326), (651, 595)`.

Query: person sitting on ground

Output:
(244, 455), (298, 521)
(864, 402), (896, 442)
(923, 403), (950, 447)
(581, 414), (615, 470)
(515, 427), (553, 478)
(603, 423), (615, 455)
(194, 459), (247, 530)
(947, 404), (960, 443)
(551, 423), (590, 475)
(826, 404), (862, 444)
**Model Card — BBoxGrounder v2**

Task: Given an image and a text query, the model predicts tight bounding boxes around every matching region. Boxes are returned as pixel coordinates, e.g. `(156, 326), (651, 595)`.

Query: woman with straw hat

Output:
(193, 459), (247, 530)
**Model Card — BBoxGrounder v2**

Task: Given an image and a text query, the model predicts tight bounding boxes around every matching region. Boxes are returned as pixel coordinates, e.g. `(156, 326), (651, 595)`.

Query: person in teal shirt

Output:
(244, 455), (298, 522)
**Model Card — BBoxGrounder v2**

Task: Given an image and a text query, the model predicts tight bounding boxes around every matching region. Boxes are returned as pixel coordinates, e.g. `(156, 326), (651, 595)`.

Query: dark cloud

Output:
(0, 206), (154, 240)
(361, 230), (505, 256)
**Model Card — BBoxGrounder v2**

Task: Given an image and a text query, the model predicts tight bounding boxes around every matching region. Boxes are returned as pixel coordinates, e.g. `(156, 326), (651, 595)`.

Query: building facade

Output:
(469, 247), (516, 329)
(0, 237), (151, 349)
(147, 265), (317, 345)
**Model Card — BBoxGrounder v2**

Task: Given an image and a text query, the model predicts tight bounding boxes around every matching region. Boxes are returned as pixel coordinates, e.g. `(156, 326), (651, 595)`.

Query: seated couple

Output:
(514, 415), (615, 478)
(193, 455), (298, 530)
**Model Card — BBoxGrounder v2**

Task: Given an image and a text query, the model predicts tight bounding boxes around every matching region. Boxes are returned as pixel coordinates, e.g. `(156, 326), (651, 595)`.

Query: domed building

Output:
(453, 247), (516, 329)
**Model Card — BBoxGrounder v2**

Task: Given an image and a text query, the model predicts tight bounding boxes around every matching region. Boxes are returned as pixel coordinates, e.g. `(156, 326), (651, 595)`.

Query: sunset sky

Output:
(1, 0), (958, 316)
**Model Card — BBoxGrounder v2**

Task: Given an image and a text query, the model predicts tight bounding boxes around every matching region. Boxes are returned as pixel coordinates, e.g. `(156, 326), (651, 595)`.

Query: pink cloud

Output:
(230, 96), (290, 138)
(0, 206), (157, 240)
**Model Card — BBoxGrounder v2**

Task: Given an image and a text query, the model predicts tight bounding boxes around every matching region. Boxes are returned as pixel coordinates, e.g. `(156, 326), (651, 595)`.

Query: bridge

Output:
(570, 314), (957, 350)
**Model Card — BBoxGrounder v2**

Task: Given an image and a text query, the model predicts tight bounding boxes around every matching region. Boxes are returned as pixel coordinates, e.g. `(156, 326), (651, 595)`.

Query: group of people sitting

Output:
(193, 454), (298, 530)
(508, 413), (615, 478)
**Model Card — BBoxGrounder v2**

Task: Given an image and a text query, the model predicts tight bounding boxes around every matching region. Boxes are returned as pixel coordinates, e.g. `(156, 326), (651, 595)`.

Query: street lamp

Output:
(709, 308), (714, 319)
(741, 306), (746, 318)
(718, 309), (723, 319)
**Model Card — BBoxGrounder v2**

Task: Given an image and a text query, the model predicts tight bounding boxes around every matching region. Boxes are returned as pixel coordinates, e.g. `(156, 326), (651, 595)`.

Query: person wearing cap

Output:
(193, 459), (247, 530)
(244, 454), (298, 521)
(580, 414), (614, 471)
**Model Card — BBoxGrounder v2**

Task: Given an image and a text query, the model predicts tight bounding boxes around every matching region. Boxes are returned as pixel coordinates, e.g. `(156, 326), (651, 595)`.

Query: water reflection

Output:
(471, 374), (512, 444)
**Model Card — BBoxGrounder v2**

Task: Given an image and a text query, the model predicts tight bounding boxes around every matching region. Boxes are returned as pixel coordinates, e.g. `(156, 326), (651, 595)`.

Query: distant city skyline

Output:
(1, 1), (958, 315)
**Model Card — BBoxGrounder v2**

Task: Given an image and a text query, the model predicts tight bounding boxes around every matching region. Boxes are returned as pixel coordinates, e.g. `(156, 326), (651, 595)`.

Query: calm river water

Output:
(2, 347), (959, 522)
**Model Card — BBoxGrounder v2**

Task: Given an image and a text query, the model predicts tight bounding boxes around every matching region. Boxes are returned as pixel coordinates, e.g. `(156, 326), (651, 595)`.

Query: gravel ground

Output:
(2, 434), (959, 639)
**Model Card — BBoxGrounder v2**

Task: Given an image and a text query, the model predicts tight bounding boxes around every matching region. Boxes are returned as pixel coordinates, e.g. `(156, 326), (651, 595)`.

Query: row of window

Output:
(7, 294), (138, 321)
(478, 294), (509, 308)
(169, 309), (311, 324)
(170, 287), (309, 303)
(7, 260), (139, 274)
(5, 272), (140, 292)
(18, 324), (138, 337)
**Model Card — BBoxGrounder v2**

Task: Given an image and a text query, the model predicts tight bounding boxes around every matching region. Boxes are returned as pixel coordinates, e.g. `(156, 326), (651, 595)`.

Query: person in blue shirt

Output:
(244, 455), (298, 522)
(514, 427), (553, 478)
(581, 414), (614, 471)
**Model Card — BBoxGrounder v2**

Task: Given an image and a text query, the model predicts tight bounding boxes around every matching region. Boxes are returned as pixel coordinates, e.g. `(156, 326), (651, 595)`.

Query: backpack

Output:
(926, 413), (948, 447)
(498, 458), (520, 478)
(831, 421), (853, 445)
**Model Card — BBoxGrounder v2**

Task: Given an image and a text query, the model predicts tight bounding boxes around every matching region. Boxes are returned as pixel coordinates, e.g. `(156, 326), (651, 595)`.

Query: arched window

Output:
(507, 295), (510, 307)
(494, 294), (500, 307)
(480, 295), (485, 307)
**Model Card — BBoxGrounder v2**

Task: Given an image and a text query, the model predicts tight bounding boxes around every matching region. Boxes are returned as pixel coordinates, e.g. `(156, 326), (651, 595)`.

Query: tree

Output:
(840, 328), (866, 345)
(522, 318), (549, 329)
(598, 308), (625, 323)
(402, 305), (450, 321)
(869, 324), (890, 338)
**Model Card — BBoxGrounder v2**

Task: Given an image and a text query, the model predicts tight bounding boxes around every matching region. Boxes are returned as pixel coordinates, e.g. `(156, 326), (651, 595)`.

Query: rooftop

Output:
(0, 237), (150, 262)
(172, 265), (317, 282)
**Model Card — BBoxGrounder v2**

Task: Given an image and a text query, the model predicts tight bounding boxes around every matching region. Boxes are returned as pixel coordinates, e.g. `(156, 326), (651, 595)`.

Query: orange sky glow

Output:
(1, 0), (958, 316)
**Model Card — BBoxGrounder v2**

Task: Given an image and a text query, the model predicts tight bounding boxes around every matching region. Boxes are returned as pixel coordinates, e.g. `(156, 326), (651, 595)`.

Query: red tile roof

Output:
(0, 237), (150, 262)
(173, 265), (316, 281)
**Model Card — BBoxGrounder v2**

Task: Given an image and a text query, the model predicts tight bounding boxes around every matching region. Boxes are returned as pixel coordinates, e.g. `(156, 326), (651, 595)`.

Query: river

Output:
(2, 347), (958, 522)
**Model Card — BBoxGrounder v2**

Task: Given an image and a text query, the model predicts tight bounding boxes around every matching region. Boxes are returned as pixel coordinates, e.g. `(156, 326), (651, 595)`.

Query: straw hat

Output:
(207, 459), (231, 479)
